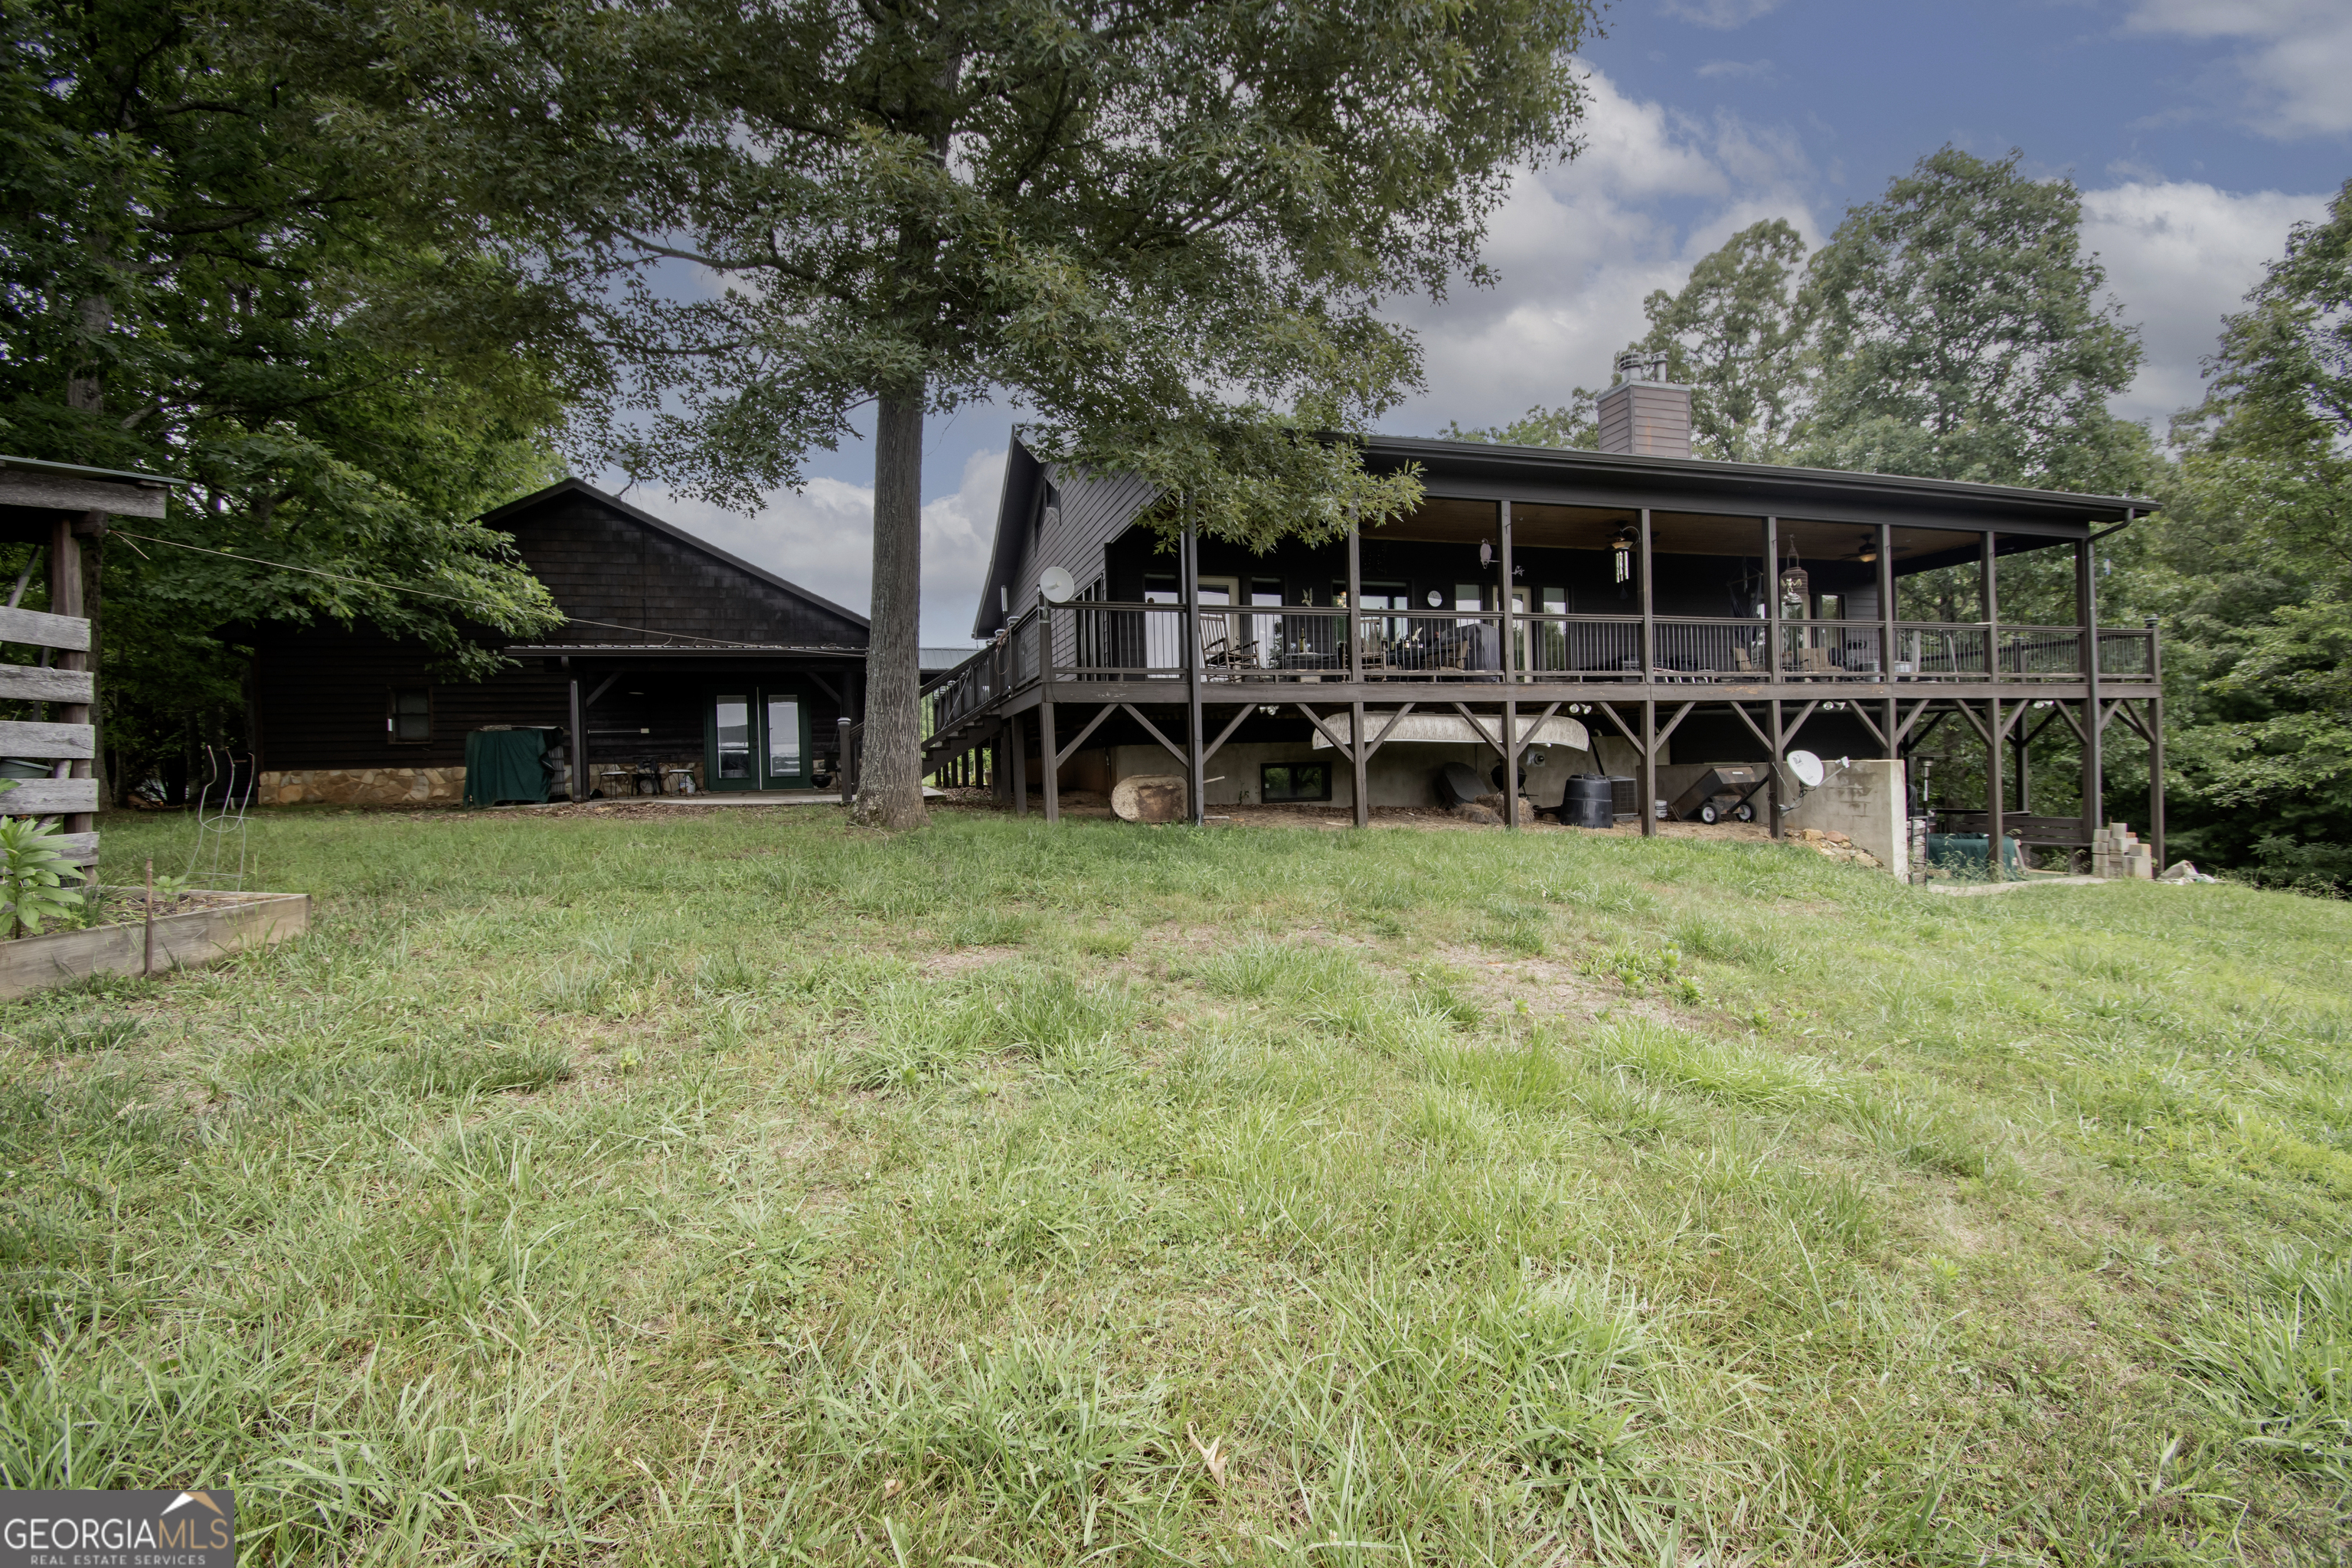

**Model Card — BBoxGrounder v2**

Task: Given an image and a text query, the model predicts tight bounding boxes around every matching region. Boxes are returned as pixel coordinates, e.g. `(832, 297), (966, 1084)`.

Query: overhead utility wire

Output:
(106, 529), (785, 649)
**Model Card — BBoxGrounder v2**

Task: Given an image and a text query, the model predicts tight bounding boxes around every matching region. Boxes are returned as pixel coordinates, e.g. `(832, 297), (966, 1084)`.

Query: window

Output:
(388, 688), (431, 743)
(1261, 761), (1331, 802)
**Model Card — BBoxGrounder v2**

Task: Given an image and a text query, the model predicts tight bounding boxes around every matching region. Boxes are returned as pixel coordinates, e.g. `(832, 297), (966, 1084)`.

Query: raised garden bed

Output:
(0, 887), (310, 999)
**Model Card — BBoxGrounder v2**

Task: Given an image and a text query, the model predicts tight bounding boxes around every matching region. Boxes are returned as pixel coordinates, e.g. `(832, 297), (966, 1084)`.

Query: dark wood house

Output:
(253, 479), (877, 805)
(926, 374), (2164, 875)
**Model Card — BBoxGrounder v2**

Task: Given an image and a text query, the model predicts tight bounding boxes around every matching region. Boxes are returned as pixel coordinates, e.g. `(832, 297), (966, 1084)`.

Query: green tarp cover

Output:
(465, 728), (550, 806)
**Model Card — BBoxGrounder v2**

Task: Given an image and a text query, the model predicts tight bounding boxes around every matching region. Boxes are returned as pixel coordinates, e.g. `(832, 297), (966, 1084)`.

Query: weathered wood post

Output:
(1347, 513), (1367, 828)
(1037, 591), (1059, 824)
(1878, 521), (1897, 767)
(2078, 534), (2102, 839)
(1181, 513), (1204, 828)
(1638, 508), (1655, 838)
(2147, 615), (2164, 868)
(1499, 499), (1517, 831)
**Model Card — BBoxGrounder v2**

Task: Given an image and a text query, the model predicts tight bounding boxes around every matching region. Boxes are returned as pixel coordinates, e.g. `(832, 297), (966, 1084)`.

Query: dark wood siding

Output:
(506, 489), (867, 647)
(252, 482), (870, 775)
(253, 626), (569, 770)
(1020, 464), (1155, 614)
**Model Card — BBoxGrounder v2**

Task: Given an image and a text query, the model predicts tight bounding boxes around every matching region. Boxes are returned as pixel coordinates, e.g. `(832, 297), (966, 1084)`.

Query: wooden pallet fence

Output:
(0, 603), (98, 862)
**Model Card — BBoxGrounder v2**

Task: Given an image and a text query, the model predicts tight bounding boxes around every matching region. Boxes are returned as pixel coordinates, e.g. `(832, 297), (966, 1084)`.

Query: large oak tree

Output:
(326, 0), (1600, 826)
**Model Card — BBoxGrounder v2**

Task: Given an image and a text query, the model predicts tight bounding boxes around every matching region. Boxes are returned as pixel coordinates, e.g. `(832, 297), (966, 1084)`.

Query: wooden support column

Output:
(567, 669), (588, 801)
(1638, 508), (1655, 684)
(1640, 697), (1658, 838)
(1037, 594), (1059, 823)
(1181, 518), (1205, 825)
(1764, 514), (1781, 683)
(1499, 499), (1517, 830)
(1878, 521), (1898, 766)
(1011, 712), (1028, 816)
(50, 517), (92, 837)
(1345, 514), (1364, 684)
(1768, 697), (1783, 838)
(2079, 534), (2104, 835)
(2148, 617), (2165, 867)
(1986, 695), (2006, 880)
(1981, 529), (1999, 678)
(1348, 514), (1367, 827)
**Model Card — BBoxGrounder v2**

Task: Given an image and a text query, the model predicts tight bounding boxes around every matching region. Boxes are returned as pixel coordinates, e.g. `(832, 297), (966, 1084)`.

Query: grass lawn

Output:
(4, 804), (2349, 1564)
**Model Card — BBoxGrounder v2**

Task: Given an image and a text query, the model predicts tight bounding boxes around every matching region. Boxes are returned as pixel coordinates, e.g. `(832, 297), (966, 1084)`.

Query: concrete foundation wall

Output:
(1785, 758), (1907, 876)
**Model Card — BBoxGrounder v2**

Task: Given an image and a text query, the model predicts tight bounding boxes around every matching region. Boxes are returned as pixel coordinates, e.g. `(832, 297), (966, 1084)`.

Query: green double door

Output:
(709, 688), (809, 791)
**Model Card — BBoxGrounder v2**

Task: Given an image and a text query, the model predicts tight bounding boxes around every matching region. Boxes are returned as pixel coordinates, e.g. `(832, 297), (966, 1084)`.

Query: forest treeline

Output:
(1448, 151), (2352, 893)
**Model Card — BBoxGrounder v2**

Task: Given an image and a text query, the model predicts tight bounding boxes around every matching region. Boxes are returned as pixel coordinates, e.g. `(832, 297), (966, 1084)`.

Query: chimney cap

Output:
(1613, 348), (1671, 384)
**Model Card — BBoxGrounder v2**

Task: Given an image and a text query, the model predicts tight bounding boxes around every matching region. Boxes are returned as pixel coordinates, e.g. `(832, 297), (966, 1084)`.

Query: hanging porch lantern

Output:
(1779, 557), (1810, 616)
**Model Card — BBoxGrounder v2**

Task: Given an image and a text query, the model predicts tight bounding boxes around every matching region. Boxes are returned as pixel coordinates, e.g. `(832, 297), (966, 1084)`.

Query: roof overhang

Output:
(1364, 436), (2152, 531)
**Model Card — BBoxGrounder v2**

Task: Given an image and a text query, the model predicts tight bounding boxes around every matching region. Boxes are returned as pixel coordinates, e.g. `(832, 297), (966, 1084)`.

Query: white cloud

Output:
(1661, 0), (1783, 28)
(1696, 58), (1776, 80)
(637, 442), (1006, 648)
(2080, 180), (2330, 426)
(1380, 67), (1821, 433)
(2125, 0), (2352, 137)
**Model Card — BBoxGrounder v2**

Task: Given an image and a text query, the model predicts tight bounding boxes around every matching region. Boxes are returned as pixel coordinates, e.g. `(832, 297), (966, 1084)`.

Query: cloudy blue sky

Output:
(632, 0), (2349, 647)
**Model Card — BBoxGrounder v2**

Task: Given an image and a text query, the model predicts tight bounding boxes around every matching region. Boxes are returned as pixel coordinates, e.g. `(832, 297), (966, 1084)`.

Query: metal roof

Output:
(1361, 435), (2155, 518)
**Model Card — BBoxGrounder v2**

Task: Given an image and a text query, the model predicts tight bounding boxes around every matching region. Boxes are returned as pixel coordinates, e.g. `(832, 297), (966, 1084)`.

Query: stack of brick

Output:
(2092, 821), (2155, 880)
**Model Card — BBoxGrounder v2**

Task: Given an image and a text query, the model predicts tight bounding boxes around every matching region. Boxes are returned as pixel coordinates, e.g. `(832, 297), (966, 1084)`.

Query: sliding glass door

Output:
(707, 687), (809, 791)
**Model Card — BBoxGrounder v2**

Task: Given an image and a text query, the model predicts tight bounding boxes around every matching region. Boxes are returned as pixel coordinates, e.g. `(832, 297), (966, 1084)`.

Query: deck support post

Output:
(1638, 508), (1654, 686)
(2148, 619), (2164, 867)
(2016, 719), (2030, 815)
(1500, 500), (1517, 830)
(2079, 533), (2104, 839)
(1348, 514), (1367, 826)
(1764, 515), (1780, 683)
(1768, 697), (1783, 839)
(1640, 697), (1657, 838)
(1011, 713), (1028, 817)
(1987, 695), (2005, 879)
(1037, 593), (1059, 823)
(1981, 529), (1998, 659)
(1878, 521), (1898, 771)
(1182, 516), (1205, 826)
(567, 668), (587, 802)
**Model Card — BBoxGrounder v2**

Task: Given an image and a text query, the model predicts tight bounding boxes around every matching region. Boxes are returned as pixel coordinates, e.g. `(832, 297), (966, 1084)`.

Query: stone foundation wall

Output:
(260, 766), (465, 807)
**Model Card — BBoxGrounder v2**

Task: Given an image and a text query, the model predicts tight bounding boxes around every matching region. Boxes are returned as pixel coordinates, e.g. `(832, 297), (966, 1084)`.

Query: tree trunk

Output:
(851, 388), (927, 829)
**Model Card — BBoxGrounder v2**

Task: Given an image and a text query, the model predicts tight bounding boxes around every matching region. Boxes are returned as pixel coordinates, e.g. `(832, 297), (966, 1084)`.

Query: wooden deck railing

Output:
(925, 602), (2159, 733)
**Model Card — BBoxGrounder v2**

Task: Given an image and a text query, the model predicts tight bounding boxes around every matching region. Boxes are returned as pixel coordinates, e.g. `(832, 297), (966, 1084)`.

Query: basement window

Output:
(1261, 761), (1331, 802)
(388, 687), (432, 743)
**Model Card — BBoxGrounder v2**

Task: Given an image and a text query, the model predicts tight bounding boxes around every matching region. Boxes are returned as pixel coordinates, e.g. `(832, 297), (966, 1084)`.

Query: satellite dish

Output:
(1788, 750), (1825, 788)
(1037, 566), (1076, 603)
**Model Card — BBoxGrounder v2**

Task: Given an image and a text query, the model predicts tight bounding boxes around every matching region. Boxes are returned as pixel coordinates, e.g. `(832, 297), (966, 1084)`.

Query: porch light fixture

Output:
(1857, 532), (1878, 564)
(1779, 557), (1809, 614)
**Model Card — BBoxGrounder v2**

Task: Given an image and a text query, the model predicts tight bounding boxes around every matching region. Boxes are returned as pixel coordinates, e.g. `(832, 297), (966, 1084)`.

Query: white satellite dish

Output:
(1037, 566), (1077, 603)
(1788, 750), (1826, 788)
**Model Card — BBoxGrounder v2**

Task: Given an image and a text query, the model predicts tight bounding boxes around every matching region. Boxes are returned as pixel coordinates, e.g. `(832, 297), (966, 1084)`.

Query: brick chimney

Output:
(1596, 351), (1692, 459)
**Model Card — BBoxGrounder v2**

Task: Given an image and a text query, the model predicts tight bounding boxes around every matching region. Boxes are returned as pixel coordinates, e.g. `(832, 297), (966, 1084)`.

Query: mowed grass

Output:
(2, 804), (2349, 1564)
